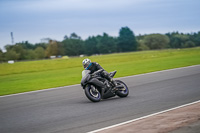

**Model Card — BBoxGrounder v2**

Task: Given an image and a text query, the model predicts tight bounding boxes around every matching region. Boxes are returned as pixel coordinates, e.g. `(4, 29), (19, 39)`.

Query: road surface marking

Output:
(1, 65), (199, 98)
(88, 100), (200, 133)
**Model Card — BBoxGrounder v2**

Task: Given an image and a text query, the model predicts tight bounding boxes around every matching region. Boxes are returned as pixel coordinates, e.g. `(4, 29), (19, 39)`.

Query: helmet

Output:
(82, 58), (91, 69)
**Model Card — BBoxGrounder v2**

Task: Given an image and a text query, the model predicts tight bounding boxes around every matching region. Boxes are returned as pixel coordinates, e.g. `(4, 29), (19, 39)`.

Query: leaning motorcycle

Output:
(81, 69), (129, 102)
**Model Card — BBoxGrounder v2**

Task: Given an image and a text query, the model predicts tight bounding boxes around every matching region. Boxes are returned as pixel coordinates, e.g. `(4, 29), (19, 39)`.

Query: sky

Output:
(0, 0), (200, 50)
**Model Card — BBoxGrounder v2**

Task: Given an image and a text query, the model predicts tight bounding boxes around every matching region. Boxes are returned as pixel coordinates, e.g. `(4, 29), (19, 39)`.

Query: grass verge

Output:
(0, 47), (200, 96)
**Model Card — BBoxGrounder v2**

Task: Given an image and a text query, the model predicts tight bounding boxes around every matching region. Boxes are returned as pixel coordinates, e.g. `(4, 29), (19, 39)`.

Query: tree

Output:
(64, 35), (69, 40)
(35, 43), (48, 49)
(183, 41), (195, 48)
(118, 27), (137, 52)
(62, 39), (84, 56)
(0, 49), (4, 61)
(189, 32), (200, 46)
(35, 47), (45, 59)
(96, 33), (117, 54)
(143, 34), (170, 49)
(5, 50), (20, 60)
(174, 34), (189, 48)
(57, 42), (65, 56)
(70, 33), (81, 40)
(84, 36), (99, 55)
(16, 41), (35, 49)
(62, 33), (84, 56)
(166, 32), (195, 48)
(45, 40), (59, 57)
(4, 45), (13, 51)
(24, 50), (37, 60)
(137, 40), (150, 51)
(6, 44), (27, 60)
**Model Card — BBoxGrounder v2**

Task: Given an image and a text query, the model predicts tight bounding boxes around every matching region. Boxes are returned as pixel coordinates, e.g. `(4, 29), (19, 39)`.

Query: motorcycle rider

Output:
(82, 58), (117, 95)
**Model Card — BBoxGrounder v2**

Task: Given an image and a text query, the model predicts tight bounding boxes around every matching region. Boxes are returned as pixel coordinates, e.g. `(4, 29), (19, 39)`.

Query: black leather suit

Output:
(86, 62), (111, 89)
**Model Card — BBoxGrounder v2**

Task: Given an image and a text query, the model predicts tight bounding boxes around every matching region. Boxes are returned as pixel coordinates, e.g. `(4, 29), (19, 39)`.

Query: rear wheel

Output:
(115, 80), (129, 97)
(85, 85), (101, 102)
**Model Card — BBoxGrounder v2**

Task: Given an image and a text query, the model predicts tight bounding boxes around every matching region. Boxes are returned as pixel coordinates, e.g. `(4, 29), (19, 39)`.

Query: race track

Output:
(0, 65), (200, 133)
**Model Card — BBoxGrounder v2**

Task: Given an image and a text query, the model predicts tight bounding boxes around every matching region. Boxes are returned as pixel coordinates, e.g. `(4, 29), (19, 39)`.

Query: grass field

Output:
(0, 47), (200, 96)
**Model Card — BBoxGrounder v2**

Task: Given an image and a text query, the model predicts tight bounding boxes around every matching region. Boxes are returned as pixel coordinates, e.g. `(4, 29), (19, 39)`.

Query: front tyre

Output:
(85, 85), (101, 102)
(115, 80), (129, 97)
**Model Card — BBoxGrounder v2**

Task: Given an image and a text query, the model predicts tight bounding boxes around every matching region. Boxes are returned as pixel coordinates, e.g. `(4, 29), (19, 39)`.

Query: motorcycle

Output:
(81, 69), (129, 102)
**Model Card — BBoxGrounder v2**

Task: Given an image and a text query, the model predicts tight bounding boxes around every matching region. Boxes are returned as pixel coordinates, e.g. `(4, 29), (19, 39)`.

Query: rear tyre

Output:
(85, 85), (101, 102)
(115, 80), (129, 97)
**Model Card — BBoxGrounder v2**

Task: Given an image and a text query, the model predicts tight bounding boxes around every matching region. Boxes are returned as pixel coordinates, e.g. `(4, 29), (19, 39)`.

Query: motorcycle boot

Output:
(101, 70), (117, 87)
(110, 78), (117, 87)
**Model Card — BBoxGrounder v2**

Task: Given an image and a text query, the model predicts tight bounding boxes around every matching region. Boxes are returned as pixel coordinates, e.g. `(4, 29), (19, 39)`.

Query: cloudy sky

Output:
(0, 0), (200, 49)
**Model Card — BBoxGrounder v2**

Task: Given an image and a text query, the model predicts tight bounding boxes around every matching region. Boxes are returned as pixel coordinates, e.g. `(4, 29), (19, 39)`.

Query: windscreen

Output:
(82, 70), (90, 78)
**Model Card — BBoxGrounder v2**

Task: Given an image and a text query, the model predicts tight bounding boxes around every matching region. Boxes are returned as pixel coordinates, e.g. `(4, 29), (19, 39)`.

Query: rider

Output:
(82, 58), (117, 92)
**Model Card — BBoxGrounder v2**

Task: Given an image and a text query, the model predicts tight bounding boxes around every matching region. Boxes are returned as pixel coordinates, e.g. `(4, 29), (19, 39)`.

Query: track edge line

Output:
(1, 64), (199, 98)
(87, 100), (200, 133)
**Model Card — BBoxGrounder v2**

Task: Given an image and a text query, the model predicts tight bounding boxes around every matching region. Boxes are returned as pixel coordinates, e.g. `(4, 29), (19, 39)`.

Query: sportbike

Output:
(81, 69), (129, 102)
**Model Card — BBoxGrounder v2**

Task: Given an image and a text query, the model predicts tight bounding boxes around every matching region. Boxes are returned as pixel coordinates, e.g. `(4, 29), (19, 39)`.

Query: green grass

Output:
(0, 47), (200, 96)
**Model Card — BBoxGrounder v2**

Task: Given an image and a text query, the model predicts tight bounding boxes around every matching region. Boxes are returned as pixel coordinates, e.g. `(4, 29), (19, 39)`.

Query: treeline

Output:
(0, 27), (200, 62)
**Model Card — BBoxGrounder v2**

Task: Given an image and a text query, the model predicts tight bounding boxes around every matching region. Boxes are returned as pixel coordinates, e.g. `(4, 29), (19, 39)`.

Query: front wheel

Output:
(115, 80), (129, 97)
(85, 85), (101, 102)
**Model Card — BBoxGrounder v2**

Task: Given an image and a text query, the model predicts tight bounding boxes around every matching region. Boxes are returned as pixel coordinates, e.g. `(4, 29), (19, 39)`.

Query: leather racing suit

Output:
(85, 62), (113, 90)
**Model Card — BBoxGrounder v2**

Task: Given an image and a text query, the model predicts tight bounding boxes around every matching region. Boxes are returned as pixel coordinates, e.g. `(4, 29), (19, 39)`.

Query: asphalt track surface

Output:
(0, 65), (200, 133)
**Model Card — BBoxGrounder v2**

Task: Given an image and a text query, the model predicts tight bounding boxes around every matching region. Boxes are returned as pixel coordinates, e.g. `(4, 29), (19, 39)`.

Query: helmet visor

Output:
(84, 62), (90, 69)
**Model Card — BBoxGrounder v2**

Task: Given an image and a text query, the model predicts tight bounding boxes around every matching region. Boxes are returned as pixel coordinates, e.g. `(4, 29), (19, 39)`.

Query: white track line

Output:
(0, 84), (80, 98)
(1, 65), (199, 98)
(117, 64), (200, 80)
(88, 100), (200, 133)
